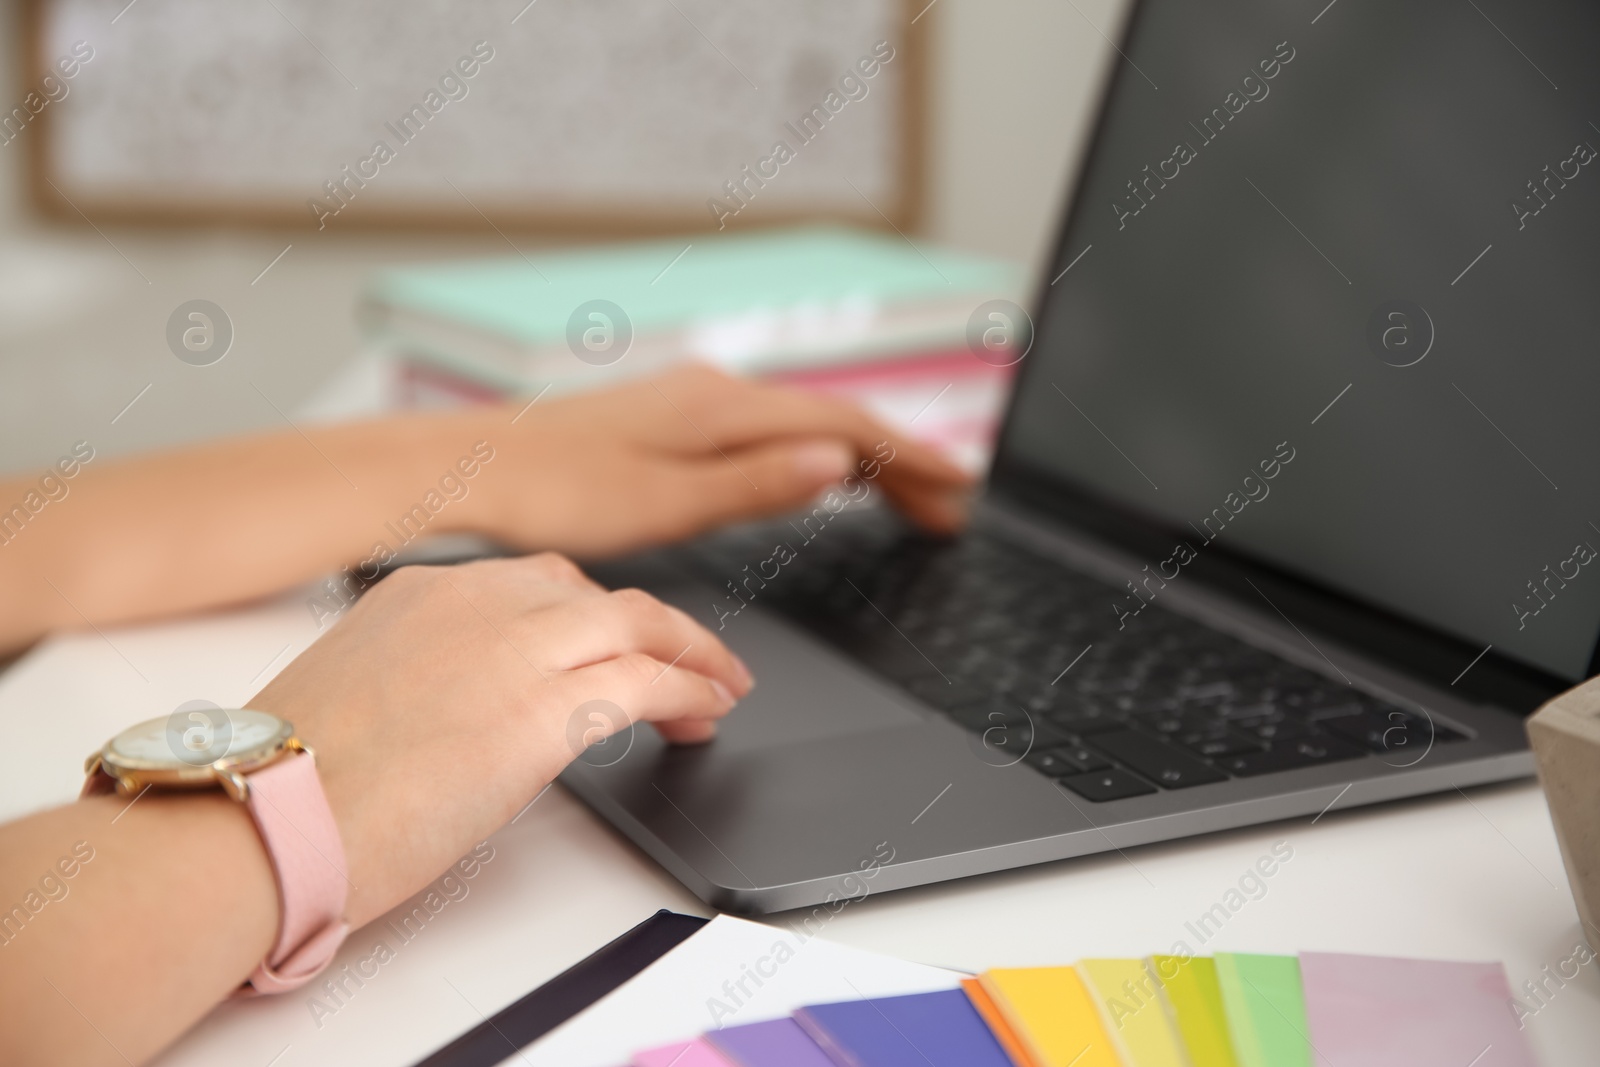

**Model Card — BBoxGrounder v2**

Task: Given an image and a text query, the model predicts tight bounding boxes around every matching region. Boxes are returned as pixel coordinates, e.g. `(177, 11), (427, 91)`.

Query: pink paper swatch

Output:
(1300, 951), (1536, 1067)
(632, 1037), (737, 1067)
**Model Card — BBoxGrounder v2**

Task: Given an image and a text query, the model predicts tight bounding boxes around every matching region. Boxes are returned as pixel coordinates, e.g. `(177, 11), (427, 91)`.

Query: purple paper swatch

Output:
(795, 988), (1013, 1067)
(706, 1017), (836, 1067)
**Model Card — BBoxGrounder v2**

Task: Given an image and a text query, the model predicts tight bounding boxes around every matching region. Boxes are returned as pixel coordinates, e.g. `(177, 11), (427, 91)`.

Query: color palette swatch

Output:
(623, 949), (1537, 1067)
(706, 1019), (836, 1067)
(1150, 956), (1236, 1067)
(1214, 952), (1310, 1067)
(797, 988), (1013, 1067)
(1297, 952), (1538, 1067)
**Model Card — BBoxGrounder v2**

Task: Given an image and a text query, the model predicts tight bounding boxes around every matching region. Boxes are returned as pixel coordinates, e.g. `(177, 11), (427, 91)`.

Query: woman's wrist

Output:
(328, 410), (519, 549)
(106, 790), (278, 955)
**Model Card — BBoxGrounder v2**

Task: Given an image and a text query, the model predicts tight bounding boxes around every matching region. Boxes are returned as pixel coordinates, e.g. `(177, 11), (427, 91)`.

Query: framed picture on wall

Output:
(21, 0), (926, 234)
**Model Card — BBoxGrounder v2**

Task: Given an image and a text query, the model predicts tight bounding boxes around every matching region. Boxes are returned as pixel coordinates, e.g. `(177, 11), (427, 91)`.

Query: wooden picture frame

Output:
(22, 0), (926, 235)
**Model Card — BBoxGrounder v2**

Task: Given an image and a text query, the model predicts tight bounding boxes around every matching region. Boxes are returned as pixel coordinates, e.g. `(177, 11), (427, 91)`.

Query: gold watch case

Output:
(85, 709), (309, 801)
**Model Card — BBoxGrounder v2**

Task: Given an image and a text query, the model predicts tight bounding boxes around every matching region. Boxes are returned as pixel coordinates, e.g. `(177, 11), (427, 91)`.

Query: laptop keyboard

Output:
(693, 515), (1463, 802)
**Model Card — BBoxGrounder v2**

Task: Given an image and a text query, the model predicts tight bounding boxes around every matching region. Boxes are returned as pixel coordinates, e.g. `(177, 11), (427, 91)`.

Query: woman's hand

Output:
(249, 551), (748, 928)
(0, 550), (749, 1065)
(447, 363), (974, 557)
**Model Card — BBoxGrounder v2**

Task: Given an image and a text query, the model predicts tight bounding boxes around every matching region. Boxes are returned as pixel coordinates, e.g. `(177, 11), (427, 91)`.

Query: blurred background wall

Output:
(0, 0), (1120, 473)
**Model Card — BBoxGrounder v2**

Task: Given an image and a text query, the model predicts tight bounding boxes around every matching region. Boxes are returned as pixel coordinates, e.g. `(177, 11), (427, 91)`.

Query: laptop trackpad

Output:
(592, 560), (926, 751)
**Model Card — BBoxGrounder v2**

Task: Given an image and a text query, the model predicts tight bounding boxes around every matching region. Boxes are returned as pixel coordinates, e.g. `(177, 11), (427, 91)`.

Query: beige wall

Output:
(925, 0), (1123, 271)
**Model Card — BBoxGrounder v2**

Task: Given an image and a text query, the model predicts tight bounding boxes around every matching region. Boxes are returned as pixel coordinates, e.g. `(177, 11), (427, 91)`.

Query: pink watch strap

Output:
(84, 748), (352, 995)
(235, 751), (350, 996)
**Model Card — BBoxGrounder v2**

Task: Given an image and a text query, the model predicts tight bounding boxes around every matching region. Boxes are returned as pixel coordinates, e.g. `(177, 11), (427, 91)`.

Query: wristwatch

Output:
(82, 707), (350, 996)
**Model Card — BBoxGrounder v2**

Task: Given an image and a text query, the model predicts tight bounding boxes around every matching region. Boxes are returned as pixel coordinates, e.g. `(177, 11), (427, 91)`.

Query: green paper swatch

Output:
(1214, 953), (1311, 1067)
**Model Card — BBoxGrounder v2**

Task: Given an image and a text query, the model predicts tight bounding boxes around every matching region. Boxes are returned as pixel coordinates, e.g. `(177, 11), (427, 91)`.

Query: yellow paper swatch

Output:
(1149, 956), (1239, 1067)
(1077, 958), (1188, 1067)
(980, 966), (1124, 1067)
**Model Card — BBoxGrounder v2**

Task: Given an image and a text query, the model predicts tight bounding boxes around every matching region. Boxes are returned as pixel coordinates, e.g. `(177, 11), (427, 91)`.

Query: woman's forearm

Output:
(0, 369), (973, 657)
(0, 411), (494, 654)
(0, 794), (277, 1066)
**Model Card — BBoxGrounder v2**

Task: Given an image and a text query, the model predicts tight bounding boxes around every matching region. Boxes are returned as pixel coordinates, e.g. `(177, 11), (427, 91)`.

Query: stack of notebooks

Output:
(362, 227), (1026, 471)
(363, 226), (1023, 394)
(437, 915), (1537, 1067)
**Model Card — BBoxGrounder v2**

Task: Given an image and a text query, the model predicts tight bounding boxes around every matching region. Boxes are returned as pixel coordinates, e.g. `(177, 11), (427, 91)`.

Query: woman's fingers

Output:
(877, 477), (970, 534)
(653, 718), (720, 744)
(642, 368), (975, 534)
(530, 583), (753, 746)
(649, 434), (971, 540)
(650, 365), (974, 490)
(533, 586), (753, 700)
(642, 438), (852, 540)
(556, 651), (738, 743)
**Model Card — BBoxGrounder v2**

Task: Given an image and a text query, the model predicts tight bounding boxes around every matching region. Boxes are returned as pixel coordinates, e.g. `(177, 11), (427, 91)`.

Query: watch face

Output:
(107, 708), (292, 770)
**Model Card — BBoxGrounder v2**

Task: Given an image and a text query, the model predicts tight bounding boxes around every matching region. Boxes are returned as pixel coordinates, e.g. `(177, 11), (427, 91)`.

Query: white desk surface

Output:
(3, 592), (1595, 1066)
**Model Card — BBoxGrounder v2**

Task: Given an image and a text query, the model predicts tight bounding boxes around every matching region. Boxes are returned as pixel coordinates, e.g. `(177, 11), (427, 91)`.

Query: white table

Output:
(3, 590), (1594, 1066)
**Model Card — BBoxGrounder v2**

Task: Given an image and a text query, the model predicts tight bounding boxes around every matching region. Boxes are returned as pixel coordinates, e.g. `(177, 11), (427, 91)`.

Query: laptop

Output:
(566, 0), (1600, 913)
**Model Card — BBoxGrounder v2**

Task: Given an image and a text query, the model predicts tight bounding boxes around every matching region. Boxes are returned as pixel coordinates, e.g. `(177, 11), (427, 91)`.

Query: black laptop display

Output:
(998, 0), (1600, 692)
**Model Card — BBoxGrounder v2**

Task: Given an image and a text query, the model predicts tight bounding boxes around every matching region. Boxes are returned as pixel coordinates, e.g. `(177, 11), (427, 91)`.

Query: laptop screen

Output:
(995, 0), (1600, 682)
